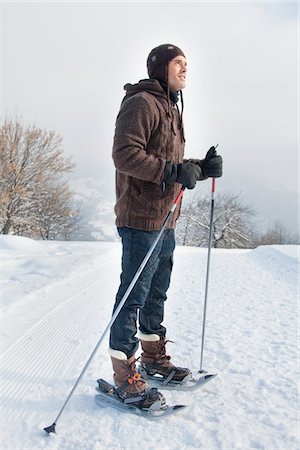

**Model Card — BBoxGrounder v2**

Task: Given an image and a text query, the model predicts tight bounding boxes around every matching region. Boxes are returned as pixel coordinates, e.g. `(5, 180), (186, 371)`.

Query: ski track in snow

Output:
(0, 238), (299, 450)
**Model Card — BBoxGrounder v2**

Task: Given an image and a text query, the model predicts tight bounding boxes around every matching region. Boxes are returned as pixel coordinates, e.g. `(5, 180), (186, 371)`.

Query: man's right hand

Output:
(163, 161), (202, 189)
(176, 163), (202, 189)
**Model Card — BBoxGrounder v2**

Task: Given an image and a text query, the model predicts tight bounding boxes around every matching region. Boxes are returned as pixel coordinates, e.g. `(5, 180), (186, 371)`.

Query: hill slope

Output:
(1, 236), (298, 450)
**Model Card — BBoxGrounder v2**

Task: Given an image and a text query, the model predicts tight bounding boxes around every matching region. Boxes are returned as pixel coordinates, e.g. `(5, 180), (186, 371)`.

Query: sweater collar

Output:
(159, 82), (179, 104)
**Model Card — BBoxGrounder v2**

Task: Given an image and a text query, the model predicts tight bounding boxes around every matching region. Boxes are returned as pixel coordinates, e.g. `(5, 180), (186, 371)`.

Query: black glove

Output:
(163, 161), (202, 190)
(184, 158), (202, 165)
(200, 146), (223, 178)
(176, 163), (202, 189)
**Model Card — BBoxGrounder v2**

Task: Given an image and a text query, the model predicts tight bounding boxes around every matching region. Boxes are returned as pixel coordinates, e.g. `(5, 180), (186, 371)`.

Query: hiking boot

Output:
(139, 333), (192, 382)
(109, 348), (165, 409)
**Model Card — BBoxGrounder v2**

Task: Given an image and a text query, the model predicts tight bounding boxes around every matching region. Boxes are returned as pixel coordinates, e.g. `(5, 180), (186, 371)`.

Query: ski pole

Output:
(199, 177), (216, 373)
(44, 187), (185, 435)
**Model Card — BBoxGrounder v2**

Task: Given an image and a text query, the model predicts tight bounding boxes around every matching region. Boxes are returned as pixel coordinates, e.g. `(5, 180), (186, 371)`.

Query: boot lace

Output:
(127, 357), (142, 384)
(158, 339), (174, 361)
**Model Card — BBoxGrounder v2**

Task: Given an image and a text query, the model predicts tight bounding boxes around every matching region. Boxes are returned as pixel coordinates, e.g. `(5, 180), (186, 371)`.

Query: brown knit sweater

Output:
(112, 79), (185, 230)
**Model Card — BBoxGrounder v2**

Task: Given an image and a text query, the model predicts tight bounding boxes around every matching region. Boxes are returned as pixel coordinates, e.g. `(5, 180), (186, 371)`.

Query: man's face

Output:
(167, 55), (187, 91)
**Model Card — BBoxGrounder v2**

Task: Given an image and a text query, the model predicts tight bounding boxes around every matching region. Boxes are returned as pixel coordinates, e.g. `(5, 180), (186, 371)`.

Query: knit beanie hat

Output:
(147, 44), (185, 82)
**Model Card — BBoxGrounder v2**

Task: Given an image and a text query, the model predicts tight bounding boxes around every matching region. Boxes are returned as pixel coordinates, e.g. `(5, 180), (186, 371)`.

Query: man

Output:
(108, 44), (223, 408)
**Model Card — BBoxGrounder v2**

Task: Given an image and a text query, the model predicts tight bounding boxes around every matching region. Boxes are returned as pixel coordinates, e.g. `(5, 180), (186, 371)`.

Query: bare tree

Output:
(177, 192), (256, 249)
(31, 182), (80, 240)
(0, 118), (78, 239)
(256, 220), (297, 245)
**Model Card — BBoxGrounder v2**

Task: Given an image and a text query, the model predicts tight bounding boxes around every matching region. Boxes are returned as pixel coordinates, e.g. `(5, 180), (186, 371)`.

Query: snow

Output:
(0, 236), (298, 450)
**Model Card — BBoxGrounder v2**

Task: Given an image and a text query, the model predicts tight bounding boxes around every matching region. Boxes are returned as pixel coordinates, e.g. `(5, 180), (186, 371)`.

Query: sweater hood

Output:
(123, 78), (185, 141)
(123, 79), (167, 100)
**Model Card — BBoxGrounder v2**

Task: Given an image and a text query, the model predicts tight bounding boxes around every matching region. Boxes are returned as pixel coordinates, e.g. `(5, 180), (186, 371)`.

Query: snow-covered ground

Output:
(0, 235), (299, 450)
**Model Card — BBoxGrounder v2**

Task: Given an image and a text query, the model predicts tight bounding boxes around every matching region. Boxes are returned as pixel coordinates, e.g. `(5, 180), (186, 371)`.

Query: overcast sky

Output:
(1, 1), (298, 234)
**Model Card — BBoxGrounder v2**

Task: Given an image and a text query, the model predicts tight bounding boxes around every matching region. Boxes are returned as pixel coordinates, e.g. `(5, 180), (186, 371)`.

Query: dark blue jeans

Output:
(109, 227), (175, 358)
